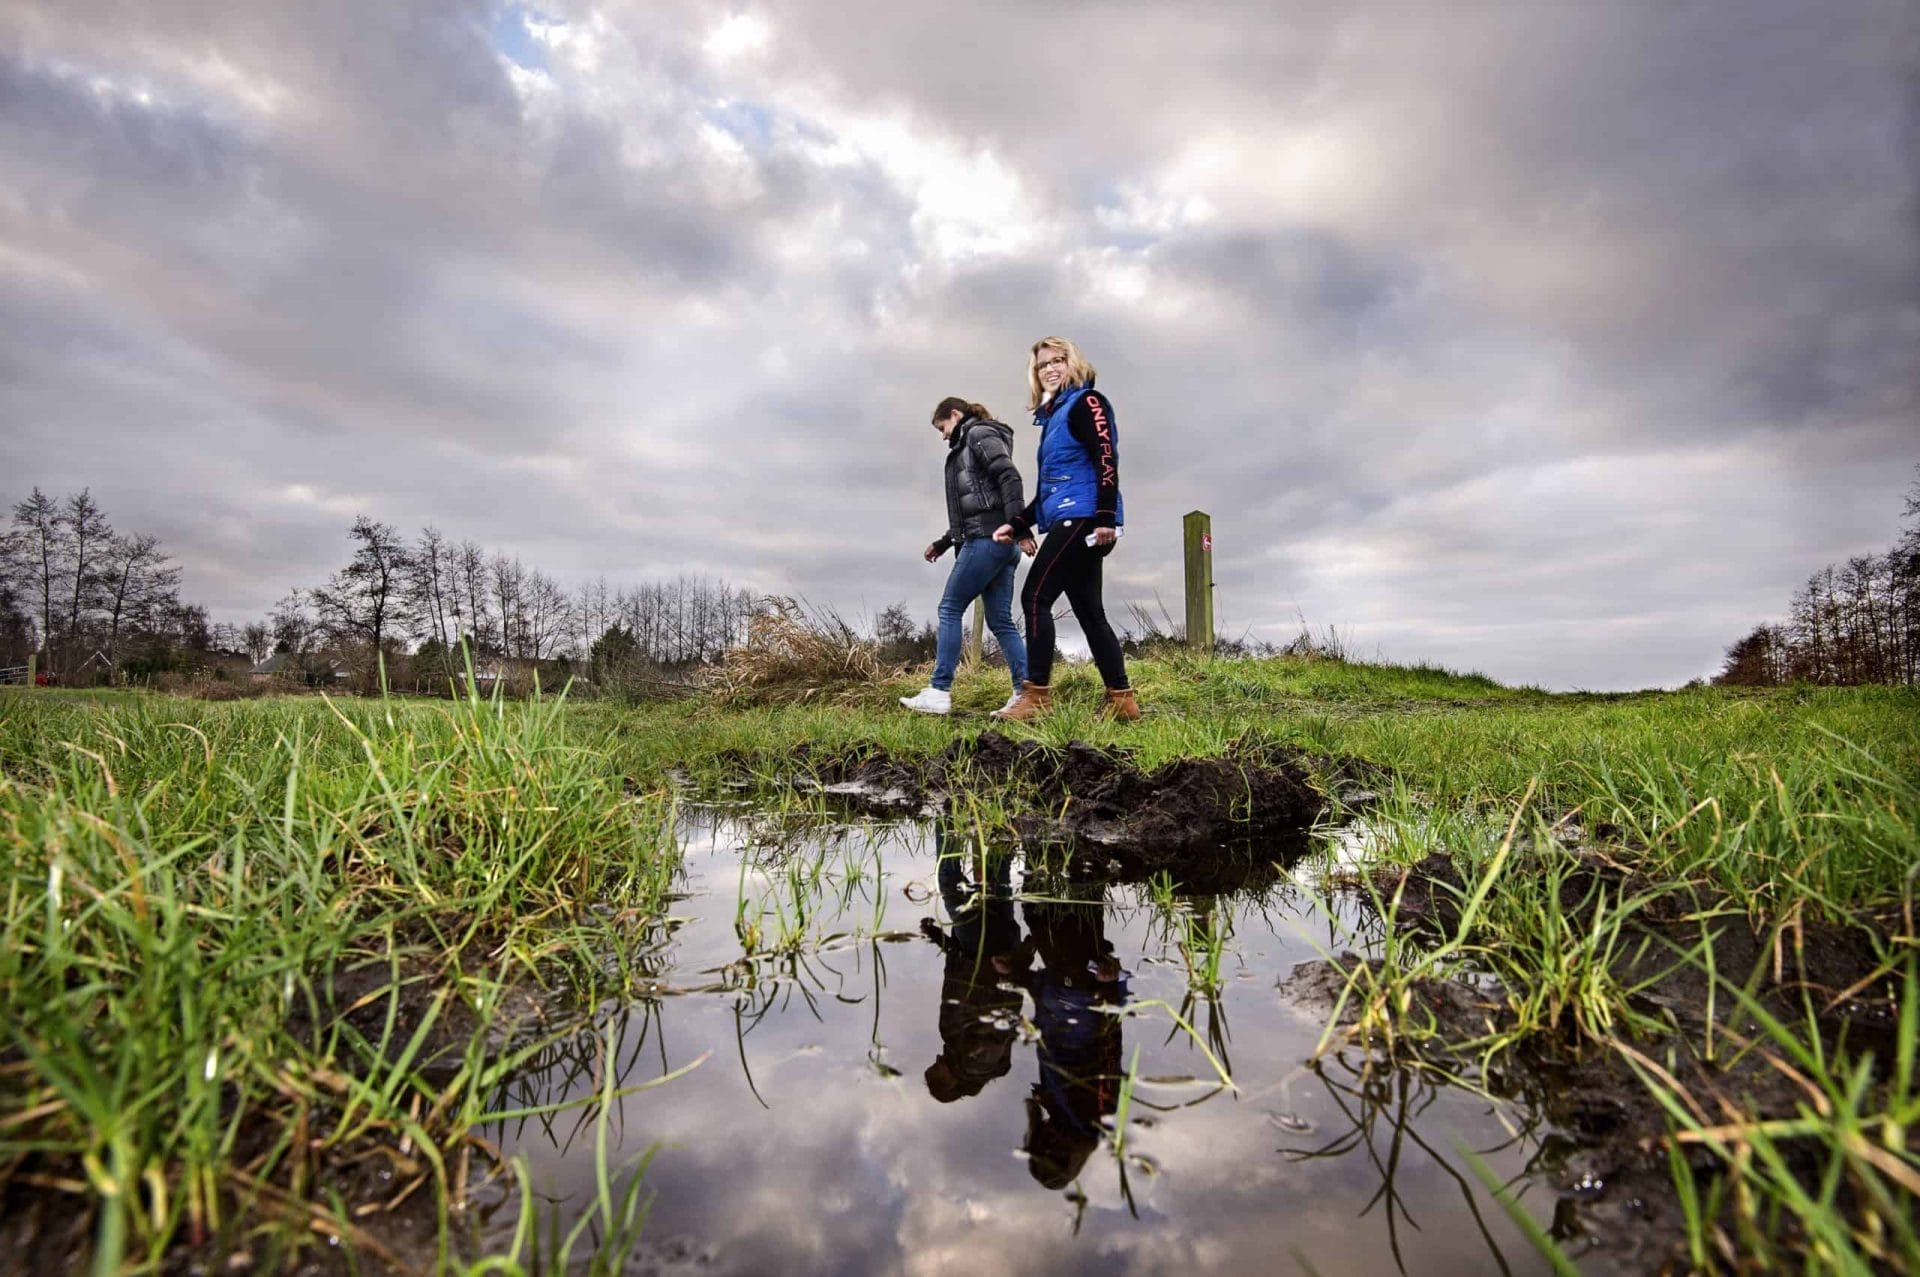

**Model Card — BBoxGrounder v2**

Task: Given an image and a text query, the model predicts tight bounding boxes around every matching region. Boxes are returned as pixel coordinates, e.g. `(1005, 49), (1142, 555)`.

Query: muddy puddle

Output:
(471, 810), (1603, 1276)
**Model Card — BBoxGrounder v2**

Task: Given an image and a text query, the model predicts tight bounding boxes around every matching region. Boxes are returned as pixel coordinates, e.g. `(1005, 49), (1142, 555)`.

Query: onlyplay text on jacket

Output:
(1020, 383), (1124, 535)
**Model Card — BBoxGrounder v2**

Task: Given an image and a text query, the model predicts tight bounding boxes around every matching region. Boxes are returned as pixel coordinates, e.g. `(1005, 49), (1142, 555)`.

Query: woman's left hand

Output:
(1090, 527), (1117, 548)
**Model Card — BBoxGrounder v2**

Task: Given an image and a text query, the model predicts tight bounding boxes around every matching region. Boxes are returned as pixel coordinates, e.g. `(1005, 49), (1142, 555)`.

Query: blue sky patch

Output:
(704, 99), (777, 149)
(489, 5), (550, 71)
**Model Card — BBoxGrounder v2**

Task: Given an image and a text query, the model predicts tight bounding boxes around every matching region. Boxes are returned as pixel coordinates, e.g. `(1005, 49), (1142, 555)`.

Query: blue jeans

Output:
(931, 537), (1028, 692)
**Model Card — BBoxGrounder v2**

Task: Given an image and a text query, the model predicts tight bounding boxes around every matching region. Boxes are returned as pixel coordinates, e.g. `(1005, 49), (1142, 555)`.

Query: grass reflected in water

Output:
(478, 808), (1568, 1277)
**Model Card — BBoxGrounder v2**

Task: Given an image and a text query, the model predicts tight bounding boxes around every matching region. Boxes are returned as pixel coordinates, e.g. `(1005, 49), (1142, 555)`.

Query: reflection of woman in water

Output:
(1006, 879), (1128, 1189)
(919, 826), (1023, 1103)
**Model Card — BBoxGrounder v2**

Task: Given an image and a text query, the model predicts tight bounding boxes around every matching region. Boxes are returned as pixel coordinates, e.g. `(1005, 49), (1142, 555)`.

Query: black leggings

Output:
(1021, 520), (1129, 689)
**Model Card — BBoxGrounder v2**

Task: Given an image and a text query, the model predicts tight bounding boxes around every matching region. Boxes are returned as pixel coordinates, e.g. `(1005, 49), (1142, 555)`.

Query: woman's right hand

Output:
(924, 542), (943, 562)
(991, 524), (1014, 544)
(1019, 538), (1037, 556)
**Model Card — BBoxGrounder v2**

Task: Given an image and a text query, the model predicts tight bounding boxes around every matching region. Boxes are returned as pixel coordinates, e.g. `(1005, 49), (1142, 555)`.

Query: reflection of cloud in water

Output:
(495, 814), (1561, 1276)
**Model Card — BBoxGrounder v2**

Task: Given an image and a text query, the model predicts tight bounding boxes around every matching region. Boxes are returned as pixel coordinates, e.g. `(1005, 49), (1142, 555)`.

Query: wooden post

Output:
(26, 653), (36, 687)
(1184, 510), (1214, 652)
(966, 600), (985, 664)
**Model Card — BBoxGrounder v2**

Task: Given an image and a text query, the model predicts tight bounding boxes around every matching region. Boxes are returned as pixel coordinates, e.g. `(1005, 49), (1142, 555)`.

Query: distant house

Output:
(246, 653), (295, 681)
(457, 658), (542, 695)
(248, 653), (349, 685)
(204, 648), (253, 677)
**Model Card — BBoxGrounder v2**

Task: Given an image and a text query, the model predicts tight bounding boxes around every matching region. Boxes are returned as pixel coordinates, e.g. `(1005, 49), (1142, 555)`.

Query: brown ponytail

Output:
(930, 396), (992, 423)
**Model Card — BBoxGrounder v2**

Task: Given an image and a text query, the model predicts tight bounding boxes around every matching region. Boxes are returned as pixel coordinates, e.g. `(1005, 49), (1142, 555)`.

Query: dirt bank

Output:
(1291, 851), (1909, 1272)
(781, 731), (1378, 886)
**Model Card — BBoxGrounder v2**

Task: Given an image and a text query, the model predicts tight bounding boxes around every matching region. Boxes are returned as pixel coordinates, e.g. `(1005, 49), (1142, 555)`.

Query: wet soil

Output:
(786, 731), (1375, 888)
(0, 945), (561, 1277)
(1301, 851), (1911, 1272)
(288, 944), (558, 1079)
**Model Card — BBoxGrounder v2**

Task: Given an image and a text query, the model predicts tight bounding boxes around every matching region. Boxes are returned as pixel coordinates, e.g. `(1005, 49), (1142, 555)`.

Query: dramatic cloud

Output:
(2, 0), (1914, 687)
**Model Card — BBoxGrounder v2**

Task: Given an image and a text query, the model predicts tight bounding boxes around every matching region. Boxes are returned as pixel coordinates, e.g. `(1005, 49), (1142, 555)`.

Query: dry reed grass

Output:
(708, 596), (896, 705)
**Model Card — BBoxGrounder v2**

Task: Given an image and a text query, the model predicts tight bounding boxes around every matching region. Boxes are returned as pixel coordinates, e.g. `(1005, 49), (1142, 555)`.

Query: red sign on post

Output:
(1201, 533), (1212, 552)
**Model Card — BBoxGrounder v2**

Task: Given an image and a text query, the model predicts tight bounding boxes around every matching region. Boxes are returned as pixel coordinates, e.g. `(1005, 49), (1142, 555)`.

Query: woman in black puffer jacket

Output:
(898, 397), (1030, 717)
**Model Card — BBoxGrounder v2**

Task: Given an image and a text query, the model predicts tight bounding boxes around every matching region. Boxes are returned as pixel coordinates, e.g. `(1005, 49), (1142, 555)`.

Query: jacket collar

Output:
(1034, 380), (1092, 424)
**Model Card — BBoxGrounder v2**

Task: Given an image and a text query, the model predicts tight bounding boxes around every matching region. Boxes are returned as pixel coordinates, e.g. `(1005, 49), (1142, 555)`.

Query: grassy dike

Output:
(2, 653), (1916, 1272)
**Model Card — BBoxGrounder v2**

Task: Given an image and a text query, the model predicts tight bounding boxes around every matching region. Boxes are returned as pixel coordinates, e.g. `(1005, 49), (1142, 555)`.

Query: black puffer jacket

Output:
(932, 417), (1026, 553)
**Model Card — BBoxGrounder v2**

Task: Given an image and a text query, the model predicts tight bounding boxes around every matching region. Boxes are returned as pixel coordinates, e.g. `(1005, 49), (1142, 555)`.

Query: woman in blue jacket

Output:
(992, 337), (1139, 721)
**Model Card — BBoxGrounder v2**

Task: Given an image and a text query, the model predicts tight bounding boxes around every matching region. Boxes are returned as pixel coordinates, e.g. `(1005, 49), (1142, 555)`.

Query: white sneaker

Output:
(996, 689), (1022, 715)
(898, 687), (952, 715)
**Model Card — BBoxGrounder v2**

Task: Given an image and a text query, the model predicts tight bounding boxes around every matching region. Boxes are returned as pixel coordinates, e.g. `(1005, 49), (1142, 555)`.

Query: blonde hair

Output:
(1026, 336), (1097, 411)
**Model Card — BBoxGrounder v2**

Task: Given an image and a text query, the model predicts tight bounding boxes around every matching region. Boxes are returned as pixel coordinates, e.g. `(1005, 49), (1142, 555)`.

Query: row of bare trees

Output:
(2, 488), (195, 677)
(0, 488), (941, 696)
(264, 519), (758, 688)
(1717, 477), (1920, 687)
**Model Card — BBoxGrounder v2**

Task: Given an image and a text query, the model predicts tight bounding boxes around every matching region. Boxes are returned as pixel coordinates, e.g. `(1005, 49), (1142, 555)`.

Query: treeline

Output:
(1, 489), (202, 678)
(262, 517), (760, 692)
(1717, 477), (1920, 687)
(0, 492), (770, 692)
(2, 489), (950, 695)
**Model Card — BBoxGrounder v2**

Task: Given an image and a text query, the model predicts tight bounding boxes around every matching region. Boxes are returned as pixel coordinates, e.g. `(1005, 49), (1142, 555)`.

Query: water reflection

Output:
(920, 824), (1022, 1103)
(479, 810), (1573, 1277)
(1009, 868), (1128, 1191)
(1284, 1053), (1547, 1276)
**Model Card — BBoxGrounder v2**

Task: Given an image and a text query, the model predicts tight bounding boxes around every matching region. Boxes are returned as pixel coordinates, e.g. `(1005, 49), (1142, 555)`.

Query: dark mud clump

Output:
(791, 731), (1332, 884)
(1377, 851), (1469, 936)
(956, 733), (1325, 876)
(289, 947), (556, 1080)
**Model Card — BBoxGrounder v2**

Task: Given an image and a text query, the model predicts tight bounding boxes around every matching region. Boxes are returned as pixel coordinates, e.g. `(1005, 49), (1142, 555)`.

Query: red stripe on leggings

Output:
(1025, 535), (1070, 674)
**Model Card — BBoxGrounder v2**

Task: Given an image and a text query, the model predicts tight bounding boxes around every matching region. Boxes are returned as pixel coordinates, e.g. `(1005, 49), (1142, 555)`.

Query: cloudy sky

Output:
(2, 1), (1914, 690)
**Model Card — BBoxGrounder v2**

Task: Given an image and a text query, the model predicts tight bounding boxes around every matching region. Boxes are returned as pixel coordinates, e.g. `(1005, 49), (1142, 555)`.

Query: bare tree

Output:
(575, 576), (610, 663)
(490, 553), (524, 659)
(241, 621), (271, 665)
(270, 589), (316, 655)
(99, 533), (181, 663)
(1719, 471), (1920, 687)
(455, 539), (491, 654)
(0, 572), (30, 666)
(9, 489), (60, 668)
(311, 518), (415, 675)
(409, 526), (458, 681)
(164, 600), (213, 653)
(519, 569), (573, 661)
(61, 490), (113, 662)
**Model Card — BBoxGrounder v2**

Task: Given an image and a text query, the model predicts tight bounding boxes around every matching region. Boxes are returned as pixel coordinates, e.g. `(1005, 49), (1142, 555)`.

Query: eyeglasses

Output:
(1035, 355), (1069, 373)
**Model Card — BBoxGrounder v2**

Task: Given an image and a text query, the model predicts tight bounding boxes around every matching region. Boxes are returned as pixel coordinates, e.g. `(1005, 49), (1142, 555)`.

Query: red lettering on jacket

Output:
(1086, 395), (1116, 487)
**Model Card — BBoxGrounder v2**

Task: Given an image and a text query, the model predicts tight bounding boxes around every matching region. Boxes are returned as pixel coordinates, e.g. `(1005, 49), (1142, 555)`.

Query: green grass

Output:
(2, 650), (1916, 1272)
(585, 653), (1918, 919)
(0, 687), (685, 1274)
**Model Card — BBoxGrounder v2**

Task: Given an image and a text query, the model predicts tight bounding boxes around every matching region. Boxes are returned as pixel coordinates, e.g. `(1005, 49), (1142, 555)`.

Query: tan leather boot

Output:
(991, 681), (1051, 721)
(1101, 688), (1142, 721)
